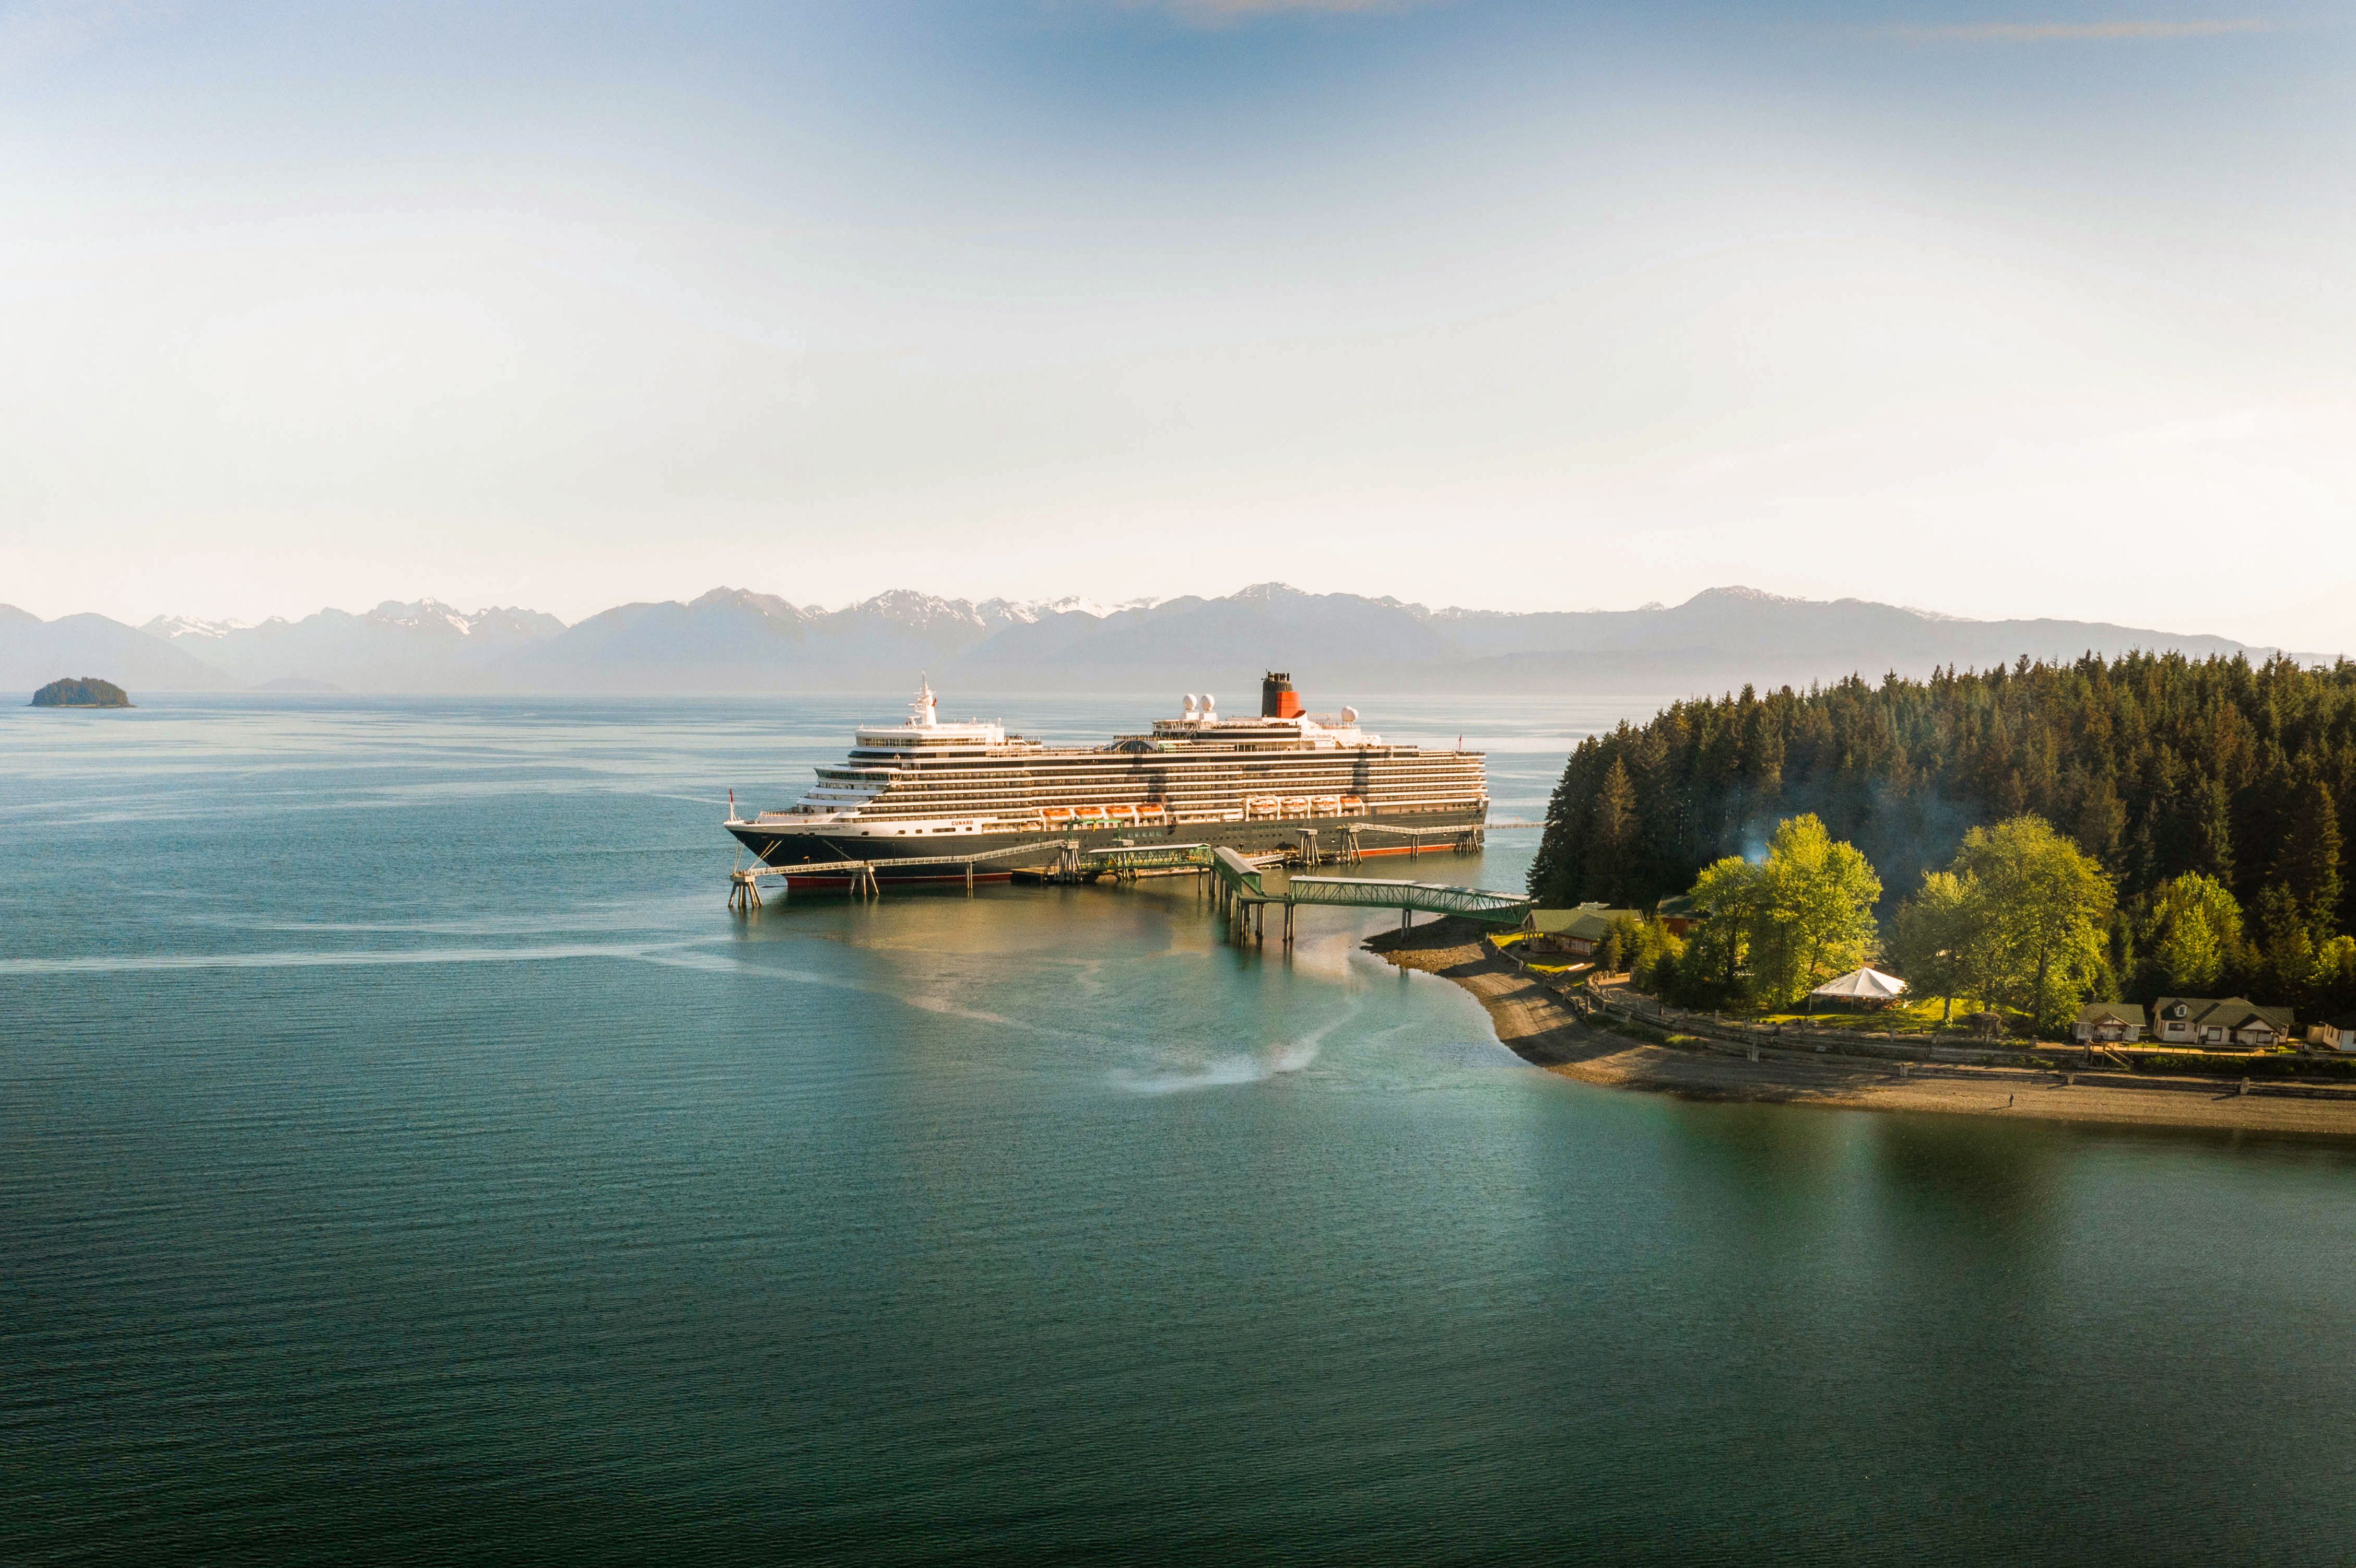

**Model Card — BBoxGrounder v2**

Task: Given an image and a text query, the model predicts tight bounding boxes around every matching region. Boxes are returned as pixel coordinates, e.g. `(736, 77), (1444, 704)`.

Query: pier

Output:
(1296, 820), (1488, 867)
(734, 823), (1528, 951)
(731, 838), (1250, 909)
(1204, 843), (1531, 946)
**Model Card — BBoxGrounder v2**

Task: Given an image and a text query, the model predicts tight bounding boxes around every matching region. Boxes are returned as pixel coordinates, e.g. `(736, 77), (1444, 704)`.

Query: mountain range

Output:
(0, 584), (2305, 700)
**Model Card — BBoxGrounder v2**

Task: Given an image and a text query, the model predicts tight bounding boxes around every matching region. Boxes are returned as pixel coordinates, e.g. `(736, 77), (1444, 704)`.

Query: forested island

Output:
(29, 676), (132, 708)
(1528, 653), (2356, 1027)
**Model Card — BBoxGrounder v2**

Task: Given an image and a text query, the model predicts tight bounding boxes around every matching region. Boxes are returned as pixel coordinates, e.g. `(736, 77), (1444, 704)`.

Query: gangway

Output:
(1075, 843), (1213, 880)
(1318, 819), (1487, 865)
(1216, 865), (1533, 946)
(1285, 876), (1532, 927)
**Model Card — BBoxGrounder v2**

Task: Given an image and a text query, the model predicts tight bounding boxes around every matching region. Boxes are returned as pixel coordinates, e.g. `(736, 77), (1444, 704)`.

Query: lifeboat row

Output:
(1244, 795), (1362, 820)
(1039, 803), (1172, 827)
(1029, 796), (1373, 826)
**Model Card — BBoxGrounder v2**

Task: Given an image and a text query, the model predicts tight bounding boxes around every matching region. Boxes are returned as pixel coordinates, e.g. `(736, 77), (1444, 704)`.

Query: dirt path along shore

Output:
(1366, 918), (2356, 1137)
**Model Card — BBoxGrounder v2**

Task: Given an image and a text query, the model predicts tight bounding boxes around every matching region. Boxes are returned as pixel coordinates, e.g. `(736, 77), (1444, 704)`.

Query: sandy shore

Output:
(1369, 918), (2356, 1137)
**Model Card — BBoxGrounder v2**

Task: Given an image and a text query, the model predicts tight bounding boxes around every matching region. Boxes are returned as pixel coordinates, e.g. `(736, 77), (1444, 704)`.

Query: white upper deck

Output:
(1145, 691), (1379, 749)
(852, 681), (1008, 752)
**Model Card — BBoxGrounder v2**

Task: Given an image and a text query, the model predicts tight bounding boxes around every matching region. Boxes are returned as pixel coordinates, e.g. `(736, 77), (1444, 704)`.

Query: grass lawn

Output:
(1751, 997), (2016, 1035)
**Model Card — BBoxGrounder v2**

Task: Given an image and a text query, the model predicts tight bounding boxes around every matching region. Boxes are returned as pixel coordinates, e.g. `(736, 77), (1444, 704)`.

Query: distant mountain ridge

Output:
(138, 598), (566, 690)
(0, 583), (2310, 698)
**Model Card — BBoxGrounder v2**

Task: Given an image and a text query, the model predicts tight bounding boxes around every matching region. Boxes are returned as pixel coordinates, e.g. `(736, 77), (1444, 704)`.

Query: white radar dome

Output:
(1341, 706), (1358, 724)
(1183, 693), (1198, 716)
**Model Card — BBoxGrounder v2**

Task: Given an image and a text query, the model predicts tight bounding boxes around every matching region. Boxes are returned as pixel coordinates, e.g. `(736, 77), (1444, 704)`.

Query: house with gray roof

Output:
(1520, 903), (1641, 958)
(2073, 1002), (2144, 1043)
(2306, 1011), (2356, 1052)
(2150, 997), (2295, 1050)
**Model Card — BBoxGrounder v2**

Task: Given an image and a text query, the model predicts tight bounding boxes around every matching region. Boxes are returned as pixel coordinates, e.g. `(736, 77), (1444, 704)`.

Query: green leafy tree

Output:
(1749, 815), (1883, 1007)
(1597, 912), (1647, 976)
(1950, 816), (2117, 1031)
(1891, 869), (1974, 1021)
(1630, 917), (1685, 993)
(2137, 873), (2243, 995)
(1688, 854), (1770, 1003)
(2314, 936), (2356, 1019)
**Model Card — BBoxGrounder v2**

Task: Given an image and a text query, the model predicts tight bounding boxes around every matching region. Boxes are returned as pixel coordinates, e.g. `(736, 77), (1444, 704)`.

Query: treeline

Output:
(29, 676), (130, 708)
(1529, 653), (2356, 1017)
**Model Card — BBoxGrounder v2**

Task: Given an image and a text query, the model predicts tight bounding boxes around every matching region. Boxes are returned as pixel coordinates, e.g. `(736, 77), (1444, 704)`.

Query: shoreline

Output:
(1368, 918), (2356, 1138)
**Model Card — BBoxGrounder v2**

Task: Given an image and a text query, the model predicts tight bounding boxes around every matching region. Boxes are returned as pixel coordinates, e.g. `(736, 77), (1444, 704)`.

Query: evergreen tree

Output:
(1587, 758), (1639, 904)
(2252, 884), (2318, 1004)
(1527, 651), (2356, 1013)
(2189, 774), (2237, 889)
(2271, 778), (2343, 941)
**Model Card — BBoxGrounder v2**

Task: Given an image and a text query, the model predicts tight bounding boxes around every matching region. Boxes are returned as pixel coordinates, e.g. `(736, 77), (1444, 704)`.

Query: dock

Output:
(729, 838), (1268, 909)
(1294, 820), (1487, 866)
(732, 824), (1529, 949)
(1204, 845), (1532, 945)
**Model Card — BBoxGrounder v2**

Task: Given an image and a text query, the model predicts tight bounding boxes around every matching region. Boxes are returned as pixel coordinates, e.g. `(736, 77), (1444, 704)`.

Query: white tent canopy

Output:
(1811, 967), (1909, 1000)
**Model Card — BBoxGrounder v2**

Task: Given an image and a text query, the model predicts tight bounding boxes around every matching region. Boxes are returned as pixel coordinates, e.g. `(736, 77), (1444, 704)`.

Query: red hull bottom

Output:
(784, 869), (1019, 890)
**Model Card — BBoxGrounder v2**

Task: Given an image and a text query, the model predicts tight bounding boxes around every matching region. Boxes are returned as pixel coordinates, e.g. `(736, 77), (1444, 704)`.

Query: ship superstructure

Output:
(726, 674), (1487, 884)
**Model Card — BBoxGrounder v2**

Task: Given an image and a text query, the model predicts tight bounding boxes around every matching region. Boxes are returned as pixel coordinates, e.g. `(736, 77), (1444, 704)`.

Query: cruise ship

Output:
(725, 673), (1488, 886)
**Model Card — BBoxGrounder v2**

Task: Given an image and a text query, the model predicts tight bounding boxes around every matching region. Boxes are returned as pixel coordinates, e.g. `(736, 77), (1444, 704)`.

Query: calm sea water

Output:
(7, 694), (2356, 1565)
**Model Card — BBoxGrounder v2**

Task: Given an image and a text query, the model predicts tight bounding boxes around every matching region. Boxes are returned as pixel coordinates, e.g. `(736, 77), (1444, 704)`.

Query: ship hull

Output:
(728, 808), (1487, 889)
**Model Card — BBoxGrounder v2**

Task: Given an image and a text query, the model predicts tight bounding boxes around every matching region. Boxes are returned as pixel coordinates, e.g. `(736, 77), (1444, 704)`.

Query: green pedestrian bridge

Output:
(1205, 845), (1531, 943)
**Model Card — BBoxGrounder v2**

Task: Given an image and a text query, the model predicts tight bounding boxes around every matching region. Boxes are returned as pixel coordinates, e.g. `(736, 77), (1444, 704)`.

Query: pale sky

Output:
(3, 1), (2351, 644)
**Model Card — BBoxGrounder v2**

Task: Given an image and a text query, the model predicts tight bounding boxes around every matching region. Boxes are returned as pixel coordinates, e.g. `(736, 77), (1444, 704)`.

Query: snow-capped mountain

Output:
(142, 614), (256, 641)
(127, 598), (568, 689)
(25, 583), (2276, 695)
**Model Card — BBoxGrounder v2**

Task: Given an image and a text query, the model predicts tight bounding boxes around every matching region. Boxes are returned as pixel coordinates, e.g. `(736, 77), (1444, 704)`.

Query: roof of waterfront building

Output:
(1524, 904), (1640, 940)
(2152, 997), (2296, 1033)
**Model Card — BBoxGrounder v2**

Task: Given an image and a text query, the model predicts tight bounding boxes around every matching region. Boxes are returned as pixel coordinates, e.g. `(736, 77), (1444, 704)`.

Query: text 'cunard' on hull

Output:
(724, 673), (1488, 887)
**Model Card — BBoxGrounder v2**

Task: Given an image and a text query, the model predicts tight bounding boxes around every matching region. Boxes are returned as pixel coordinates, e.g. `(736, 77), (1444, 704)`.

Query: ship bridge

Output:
(851, 680), (1031, 757)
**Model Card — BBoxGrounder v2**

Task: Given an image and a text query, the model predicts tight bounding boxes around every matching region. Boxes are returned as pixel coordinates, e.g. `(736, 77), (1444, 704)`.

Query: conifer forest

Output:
(1527, 654), (2356, 1016)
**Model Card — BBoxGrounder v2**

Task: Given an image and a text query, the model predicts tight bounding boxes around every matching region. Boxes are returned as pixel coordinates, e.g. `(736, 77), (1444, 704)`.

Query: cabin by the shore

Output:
(2072, 1003), (2145, 1044)
(1519, 904), (1641, 959)
(2149, 997), (2295, 1050)
(2306, 1011), (2356, 1052)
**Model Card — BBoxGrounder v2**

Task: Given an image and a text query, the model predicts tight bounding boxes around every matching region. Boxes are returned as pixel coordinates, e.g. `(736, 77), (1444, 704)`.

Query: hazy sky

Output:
(4, 1), (2351, 642)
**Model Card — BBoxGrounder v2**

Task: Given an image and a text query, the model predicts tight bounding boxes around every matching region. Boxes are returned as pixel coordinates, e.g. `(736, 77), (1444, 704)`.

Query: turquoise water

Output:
(7, 695), (2356, 1564)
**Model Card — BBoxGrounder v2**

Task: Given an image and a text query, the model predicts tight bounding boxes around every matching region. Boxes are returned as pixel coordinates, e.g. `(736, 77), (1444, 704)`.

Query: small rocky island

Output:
(30, 676), (133, 708)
